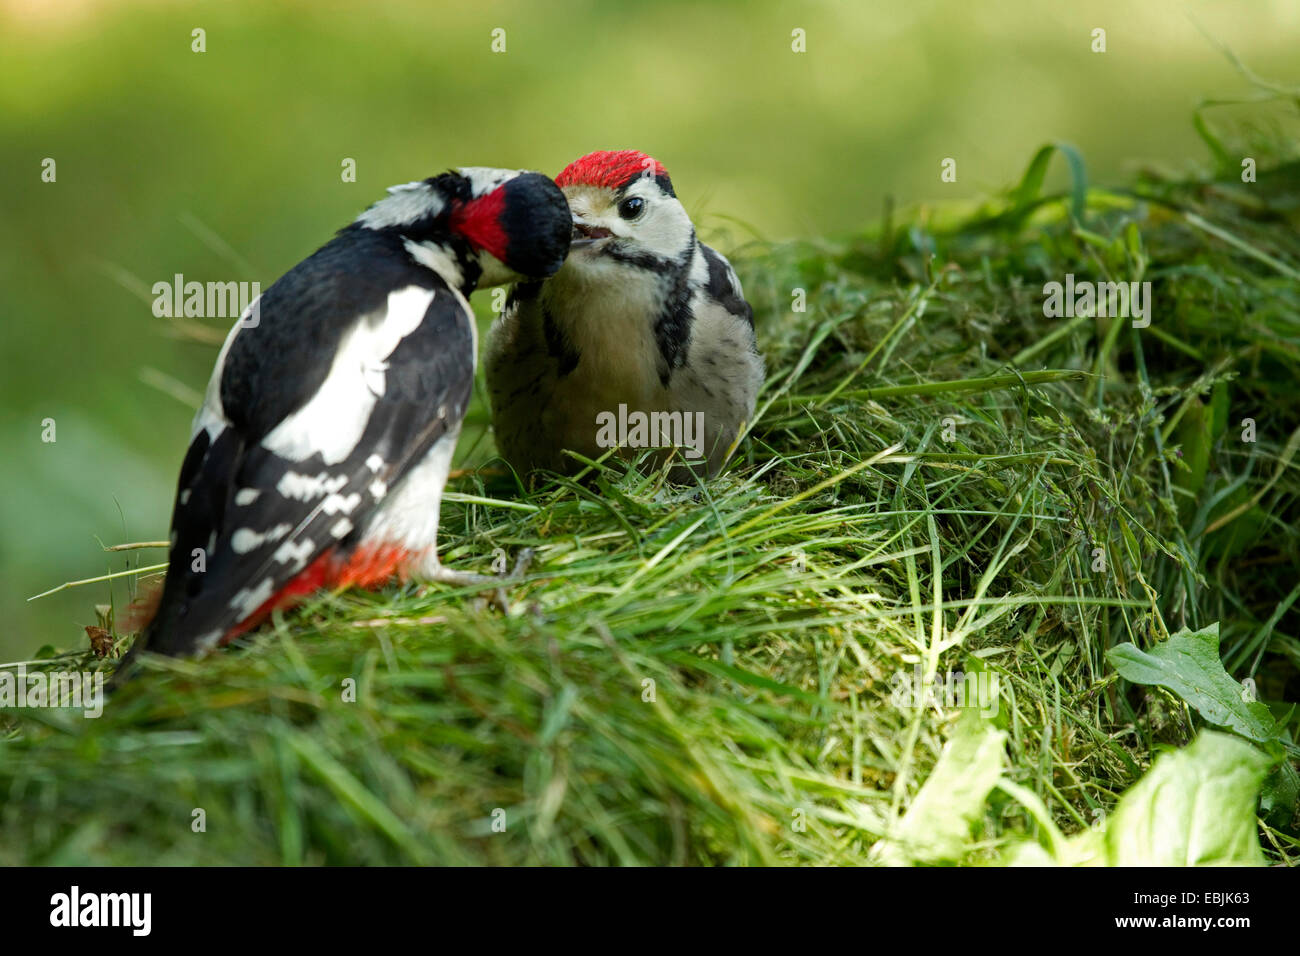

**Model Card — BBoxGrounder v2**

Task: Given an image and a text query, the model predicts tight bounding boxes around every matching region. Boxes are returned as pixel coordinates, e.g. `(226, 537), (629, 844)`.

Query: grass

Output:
(2, 119), (1299, 865)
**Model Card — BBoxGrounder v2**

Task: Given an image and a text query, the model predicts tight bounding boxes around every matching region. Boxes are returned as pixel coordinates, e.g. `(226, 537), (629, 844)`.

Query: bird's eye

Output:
(617, 196), (645, 220)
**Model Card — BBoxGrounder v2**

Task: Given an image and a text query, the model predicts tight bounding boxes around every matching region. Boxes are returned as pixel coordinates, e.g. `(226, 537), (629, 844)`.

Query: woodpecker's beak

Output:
(571, 218), (613, 249)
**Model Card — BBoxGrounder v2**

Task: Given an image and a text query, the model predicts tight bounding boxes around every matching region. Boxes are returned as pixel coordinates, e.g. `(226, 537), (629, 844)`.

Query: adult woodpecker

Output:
(484, 150), (764, 482)
(116, 167), (571, 675)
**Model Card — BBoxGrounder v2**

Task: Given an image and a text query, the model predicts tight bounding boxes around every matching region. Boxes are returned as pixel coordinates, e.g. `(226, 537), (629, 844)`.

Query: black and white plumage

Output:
(485, 150), (764, 481)
(119, 168), (571, 669)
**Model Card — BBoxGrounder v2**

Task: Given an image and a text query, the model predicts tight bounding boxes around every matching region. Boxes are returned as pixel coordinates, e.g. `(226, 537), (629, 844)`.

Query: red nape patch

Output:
(448, 187), (508, 260)
(556, 150), (667, 191)
(219, 544), (419, 646)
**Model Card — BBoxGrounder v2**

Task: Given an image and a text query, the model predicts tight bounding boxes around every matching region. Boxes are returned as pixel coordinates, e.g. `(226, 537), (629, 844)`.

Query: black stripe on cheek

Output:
(605, 247), (676, 272)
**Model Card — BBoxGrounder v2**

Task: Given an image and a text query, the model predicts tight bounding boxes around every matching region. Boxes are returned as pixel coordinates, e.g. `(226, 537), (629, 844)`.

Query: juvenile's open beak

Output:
(571, 219), (613, 249)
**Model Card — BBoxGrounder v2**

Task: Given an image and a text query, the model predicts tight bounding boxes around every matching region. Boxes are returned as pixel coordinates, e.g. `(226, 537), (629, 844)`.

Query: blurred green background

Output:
(1, 0), (1294, 658)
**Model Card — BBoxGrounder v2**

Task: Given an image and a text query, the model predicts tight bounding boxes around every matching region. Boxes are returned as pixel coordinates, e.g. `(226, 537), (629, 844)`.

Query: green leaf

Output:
(1260, 761), (1300, 825)
(1106, 622), (1277, 743)
(1104, 732), (1269, 866)
(873, 716), (1006, 864)
(1001, 731), (1271, 866)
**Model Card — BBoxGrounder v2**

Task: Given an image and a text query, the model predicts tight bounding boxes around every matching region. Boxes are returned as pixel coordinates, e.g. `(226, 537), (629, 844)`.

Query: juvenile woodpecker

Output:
(119, 168), (571, 670)
(485, 150), (764, 481)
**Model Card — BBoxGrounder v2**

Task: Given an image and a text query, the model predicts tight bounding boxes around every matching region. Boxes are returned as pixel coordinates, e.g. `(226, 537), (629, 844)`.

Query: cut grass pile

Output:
(2, 115), (1299, 865)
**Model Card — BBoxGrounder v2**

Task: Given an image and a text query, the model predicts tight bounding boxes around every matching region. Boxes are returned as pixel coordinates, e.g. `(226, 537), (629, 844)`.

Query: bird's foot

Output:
(419, 548), (535, 612)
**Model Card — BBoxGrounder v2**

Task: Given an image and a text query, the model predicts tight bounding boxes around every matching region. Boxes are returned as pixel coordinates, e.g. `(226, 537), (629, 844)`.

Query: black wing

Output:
(133, 244), (474, 660)
(700, 244), (753, 326)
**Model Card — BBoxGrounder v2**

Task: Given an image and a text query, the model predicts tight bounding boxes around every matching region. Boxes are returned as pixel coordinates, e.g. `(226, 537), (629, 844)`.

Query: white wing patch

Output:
(231, 578), (276, 620)
(321, 492), (362, 515)
(356, 182), (446, 229)
(273, 538), (315, 569)
(277, 470), (349, 501)
(260, 286), (436, 464)
(231, 523), (293, 555)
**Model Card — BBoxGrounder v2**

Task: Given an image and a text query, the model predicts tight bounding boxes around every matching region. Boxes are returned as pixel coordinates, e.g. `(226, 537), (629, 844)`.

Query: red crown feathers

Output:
(556, 150), (670, 191)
